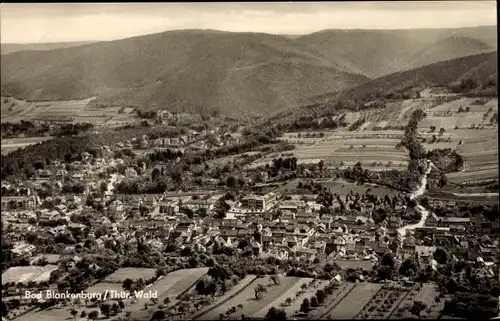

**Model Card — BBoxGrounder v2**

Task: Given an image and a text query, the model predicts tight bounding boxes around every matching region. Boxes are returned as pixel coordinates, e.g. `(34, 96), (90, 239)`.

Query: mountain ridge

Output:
(1, 27), (497, 117)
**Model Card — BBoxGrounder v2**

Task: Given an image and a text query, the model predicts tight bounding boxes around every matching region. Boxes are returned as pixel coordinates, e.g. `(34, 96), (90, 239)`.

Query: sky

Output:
(0, 2), (497, 44)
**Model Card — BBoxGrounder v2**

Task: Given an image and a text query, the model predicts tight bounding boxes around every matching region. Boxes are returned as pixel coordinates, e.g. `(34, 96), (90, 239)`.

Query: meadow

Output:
(0, 96), (138, 126)
(2, 265), (59, 284)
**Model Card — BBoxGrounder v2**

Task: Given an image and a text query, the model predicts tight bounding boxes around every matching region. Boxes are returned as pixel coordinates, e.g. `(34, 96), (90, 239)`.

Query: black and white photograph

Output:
(0, 2), (498, 320)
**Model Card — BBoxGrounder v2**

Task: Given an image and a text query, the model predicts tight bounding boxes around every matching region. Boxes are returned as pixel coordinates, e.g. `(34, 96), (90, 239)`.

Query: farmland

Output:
(104, 267), (156, 283)
(191, 275), (258, 320)
(445, 129), (498, 185)
(2, 265), (58, 284)
(0, 96), (138, 126)
(356, 284), (412, 319)
(251, 278), (329, 319)
(310, 282), (357, 319)
(273, 179), (402, 198)
(419, 97), (497, 130)
(197, 276), (306, 320)
(278, 279), (330, 318)
(390, 283), (444, 319)
(127, 267), (209, 320)
(254, 131), (408, 170)
(325, 282), (383, 319)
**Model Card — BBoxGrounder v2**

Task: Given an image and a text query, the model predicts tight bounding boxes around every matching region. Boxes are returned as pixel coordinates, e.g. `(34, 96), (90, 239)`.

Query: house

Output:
(439, 217), (470, 228)
(261, 248), (289, 261)
(241, 192), (279, 211)
(1, 196), (36, 210)
(65, 256), (82, 268)
(279, 200), (309, 213)
(415, 245), (436, 261)
(292, 246), (316, 262)
(296, 212), (319, 223)
(426, 212), (440, 227)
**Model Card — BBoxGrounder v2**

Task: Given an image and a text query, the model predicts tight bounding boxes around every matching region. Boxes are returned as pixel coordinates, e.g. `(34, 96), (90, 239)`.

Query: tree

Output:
(163, 297), (171, 306)
(152, 168), (161, 181)
(381, 253), (395, 269)
(315, 289), (326, 304)
(151, 310), (166, 320)
(399, 258), (418, 277)
(112, 302), (121, 314)
(377, 266), (393, 281)
(254, 284), (267, 299)
(122, 278), (134, 292)
(318, 160), (324, 172)
(80, 311), (87, 319)
(439, 127), (445, 136)
(70, 309), (78, 321)
(265, 307), (287, 321)
(100, 303), (111, 317)
(410, 301), (427, 319)
(300, 298), (311, 313)
(434, 247), (448, 264)
(310, 296), (319, 308)
(429, 125), (436, 133)
(285, 297), (293, 306)
(226, 176), (237, 188)
(88, 311), (99, 321)
(270, 275), (280, 285)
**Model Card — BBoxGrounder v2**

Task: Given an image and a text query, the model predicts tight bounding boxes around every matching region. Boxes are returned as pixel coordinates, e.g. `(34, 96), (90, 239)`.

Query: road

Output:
(397, 161), (435, 240)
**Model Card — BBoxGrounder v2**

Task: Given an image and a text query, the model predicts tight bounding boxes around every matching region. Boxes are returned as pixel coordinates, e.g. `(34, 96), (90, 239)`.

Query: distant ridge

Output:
(1, 41), (97, 55)
(1, 26), (497, 118)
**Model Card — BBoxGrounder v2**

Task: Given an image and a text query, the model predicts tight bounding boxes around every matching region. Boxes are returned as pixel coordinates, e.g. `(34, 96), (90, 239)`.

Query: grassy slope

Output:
(1, 29), (369, 117)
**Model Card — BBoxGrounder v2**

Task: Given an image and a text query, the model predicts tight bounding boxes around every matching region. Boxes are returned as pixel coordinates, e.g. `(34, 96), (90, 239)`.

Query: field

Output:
(1, 136), (53, 155)
(197, 276), (307, 320)
(85, 282), (124, 295)
(419, 97), (497, 130)
(305, 282), (356, 319)
(427, 97), (497, 113)
(274, 179), (401, 198)
(445, 130), (498, 185)
(253, 131), (408, 170)
(326, 282), (383, 319)
(252, 278), (329, 319)
(128, 267), (209, 320)
(280, 279), (330, 318)
(390, 283), (444, 319)
(386, 99), (436, 128)
(192, 275), (258, 320)
(357, 285), (412, 319)
(104, 267), (157, 283)
(0, 96), (138, 126)
(2, 265), (58, 284)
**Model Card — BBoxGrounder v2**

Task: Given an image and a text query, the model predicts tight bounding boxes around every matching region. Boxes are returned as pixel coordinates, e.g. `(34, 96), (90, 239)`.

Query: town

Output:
(1, 3), (499, 321)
